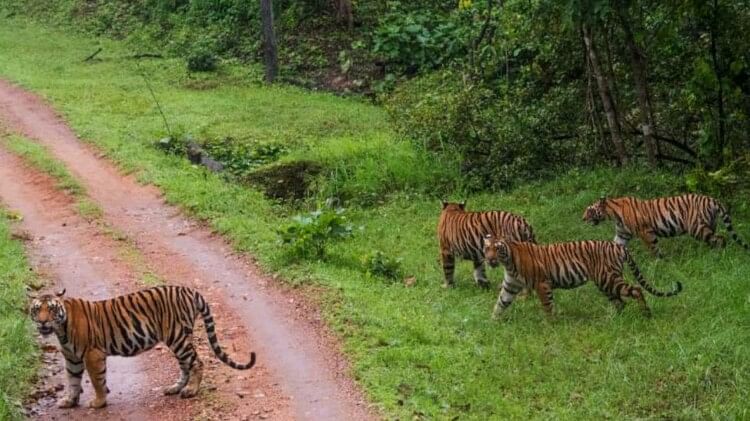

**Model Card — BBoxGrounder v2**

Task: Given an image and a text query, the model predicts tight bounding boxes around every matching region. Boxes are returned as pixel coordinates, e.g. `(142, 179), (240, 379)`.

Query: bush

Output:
(361, 250), (403, 280)
(386, 69), (593, 190)
(185, 38), (218, 72)
(277, 208), (353, 259)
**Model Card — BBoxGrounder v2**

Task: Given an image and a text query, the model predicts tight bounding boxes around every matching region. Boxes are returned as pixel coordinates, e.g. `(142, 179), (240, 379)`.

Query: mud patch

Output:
(245, 160), (324, 201)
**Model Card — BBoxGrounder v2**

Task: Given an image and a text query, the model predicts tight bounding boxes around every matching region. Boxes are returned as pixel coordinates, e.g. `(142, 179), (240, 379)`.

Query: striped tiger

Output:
(583, 193), (749, 257)
(482, 238), (682, 318)
(29, 285), (256, 409)
(438, 201), (535, 289)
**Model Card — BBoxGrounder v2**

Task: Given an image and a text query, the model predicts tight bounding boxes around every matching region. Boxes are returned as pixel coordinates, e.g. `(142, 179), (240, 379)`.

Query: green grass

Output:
(1, 133), (103, 222)
(0, 211), (41, 420)
(0, 18), (748, 419)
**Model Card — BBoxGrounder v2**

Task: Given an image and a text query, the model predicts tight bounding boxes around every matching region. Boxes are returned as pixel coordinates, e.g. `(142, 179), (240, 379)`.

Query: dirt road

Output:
(0, 79), (375, 420)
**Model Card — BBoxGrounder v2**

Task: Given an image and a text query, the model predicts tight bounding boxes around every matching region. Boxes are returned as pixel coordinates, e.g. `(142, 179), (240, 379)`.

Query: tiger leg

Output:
(83, 349), (108, 408)
(638, 229), (663, 258)
(492, 273), (523, 319)
(535, 281), (554, 316)
(441, 252), (455, 288)
(611, 276), (651, 317)
(472, 260), (490, 289)
(695, 223), (725, 248)
(596, 280), (624, 312)
(57, 354), (84, 408)
(166, 330), (203, 399)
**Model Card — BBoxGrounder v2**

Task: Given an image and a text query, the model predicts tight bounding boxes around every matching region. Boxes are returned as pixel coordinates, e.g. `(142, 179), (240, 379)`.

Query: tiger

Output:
(482, 237), (682, 319)
(29, 285), (256, 409)
(438, 201), (535, 289)
(582, 193), (749, 257)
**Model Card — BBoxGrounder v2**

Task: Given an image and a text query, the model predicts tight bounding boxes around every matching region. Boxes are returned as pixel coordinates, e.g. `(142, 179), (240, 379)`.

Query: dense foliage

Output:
(4, 0), (750, 191)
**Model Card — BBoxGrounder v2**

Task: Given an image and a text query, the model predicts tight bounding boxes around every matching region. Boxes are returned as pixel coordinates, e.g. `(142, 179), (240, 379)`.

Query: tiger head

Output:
(483, 235), (511, 268)
(441, 201), (466, 212)
(583, 197), (608, 225)
(29, 289), (67, 337)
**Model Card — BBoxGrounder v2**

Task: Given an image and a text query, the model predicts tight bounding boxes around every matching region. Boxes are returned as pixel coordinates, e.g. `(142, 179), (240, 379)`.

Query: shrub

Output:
(386, 69), (592, 190)
(186, 38), (218, 72)
(361, 250), (403, 280)
(277, 208), (353, 259)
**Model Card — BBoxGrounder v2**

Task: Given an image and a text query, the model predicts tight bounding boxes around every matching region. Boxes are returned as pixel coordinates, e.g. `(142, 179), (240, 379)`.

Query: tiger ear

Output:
(458, 201), (466, 210)
(441, 200), (449, 209)
(55, 288), (66, 297)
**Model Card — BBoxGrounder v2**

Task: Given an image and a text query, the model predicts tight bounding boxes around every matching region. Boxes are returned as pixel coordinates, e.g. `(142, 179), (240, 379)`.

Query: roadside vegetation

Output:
(0, 207), (40, 420)
(0, 16), (749, 419)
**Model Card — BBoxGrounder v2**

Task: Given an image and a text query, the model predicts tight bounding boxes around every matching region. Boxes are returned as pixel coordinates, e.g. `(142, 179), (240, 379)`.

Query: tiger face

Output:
(29, 290), (67, 336)
(482, 236), (511, 268)
(583, 198), (607, 225)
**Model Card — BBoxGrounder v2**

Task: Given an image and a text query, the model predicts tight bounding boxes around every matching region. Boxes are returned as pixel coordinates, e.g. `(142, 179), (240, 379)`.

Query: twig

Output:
(129, 53), (164, 60)
(135, 63), (172, 137)
(83, 47), (103, 62)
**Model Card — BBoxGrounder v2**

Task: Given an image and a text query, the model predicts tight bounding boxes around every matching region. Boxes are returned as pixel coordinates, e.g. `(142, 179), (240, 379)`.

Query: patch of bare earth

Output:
(0, 79), (376, 420)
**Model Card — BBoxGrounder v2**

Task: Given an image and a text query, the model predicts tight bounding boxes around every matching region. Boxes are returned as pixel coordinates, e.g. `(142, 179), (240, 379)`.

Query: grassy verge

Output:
(0, 132), (161, 285)
(0, 210), (40, 419)
(1, 133), (102, 221)
(0, 19), (748, 418)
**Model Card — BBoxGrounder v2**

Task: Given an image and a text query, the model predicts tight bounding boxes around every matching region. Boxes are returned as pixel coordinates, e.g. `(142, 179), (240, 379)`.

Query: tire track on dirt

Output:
(0, 80), (375, 420)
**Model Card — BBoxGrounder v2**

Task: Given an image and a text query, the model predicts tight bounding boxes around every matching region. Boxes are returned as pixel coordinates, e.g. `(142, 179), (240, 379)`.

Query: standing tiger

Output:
(482, 238), (682, 318)
(438, 201), (535, 289)
(583, 193), (749, 257)
(29, 285), (256, 409)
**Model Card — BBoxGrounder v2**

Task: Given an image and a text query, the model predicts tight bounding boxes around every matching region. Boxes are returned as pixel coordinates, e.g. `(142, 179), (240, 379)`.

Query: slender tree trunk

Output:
(582, 24), (628, 165)
(260, 0), (278, 83)
(616, 0), (658, 167)
(335, 0), (354, 30)
(709, 0), (725, 167)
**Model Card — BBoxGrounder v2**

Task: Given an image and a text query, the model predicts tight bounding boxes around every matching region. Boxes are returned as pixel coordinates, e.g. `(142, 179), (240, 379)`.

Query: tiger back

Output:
(583, 193), (749, 256)
(483, 239), (682, 319)
(438, 201), (535, 289)
(29, 285), (256, 409)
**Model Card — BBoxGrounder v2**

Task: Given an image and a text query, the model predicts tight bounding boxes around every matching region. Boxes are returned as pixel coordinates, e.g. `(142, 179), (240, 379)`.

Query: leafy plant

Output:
(186, 38), (218, 72)
(277, 208), (353, 259)
(361, 250), (403, 280)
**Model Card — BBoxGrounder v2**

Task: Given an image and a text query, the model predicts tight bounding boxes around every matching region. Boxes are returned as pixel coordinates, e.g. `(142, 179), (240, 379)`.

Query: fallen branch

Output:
(656, 153), (694, 166)
(83, 47), (103, 62)
(129, 53), (164, 60)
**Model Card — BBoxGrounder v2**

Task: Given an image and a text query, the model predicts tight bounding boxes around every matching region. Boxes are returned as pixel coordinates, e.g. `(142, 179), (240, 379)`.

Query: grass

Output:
(1, 133), (103, 222)
(0, 210), (40, 420)
(0, 132), (161, 284)
(0, 18), (748, 419)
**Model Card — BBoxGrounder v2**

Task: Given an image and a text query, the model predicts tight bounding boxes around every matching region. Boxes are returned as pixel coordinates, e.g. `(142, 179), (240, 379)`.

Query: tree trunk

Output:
(616, 0), (658, 168)
(335, 0), (354, 30)
(582, 24), (628, 165)
(260, 0), (278, 83)
(709, 0), (725, 167)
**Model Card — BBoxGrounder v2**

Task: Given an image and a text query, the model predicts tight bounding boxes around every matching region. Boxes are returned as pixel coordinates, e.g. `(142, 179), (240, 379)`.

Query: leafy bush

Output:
(277, 208), (353, 259)
(361, 250), (403, 280)
(186, 38), (218, 72)
(386, 69), (593, 190)
(202, 137), (286, 178)
(372, 8), (467, 75)
(685, 155), (750, 198)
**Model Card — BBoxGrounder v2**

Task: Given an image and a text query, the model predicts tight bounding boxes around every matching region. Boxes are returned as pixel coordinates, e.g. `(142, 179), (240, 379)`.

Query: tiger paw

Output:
(477, 280), (491, 289)
(56, 396), (79, 408)
(88, 397), (107, 409)
(163, 383), (183, 395)
(179, 387), (198, 399)
(441, 282), (453, 289)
